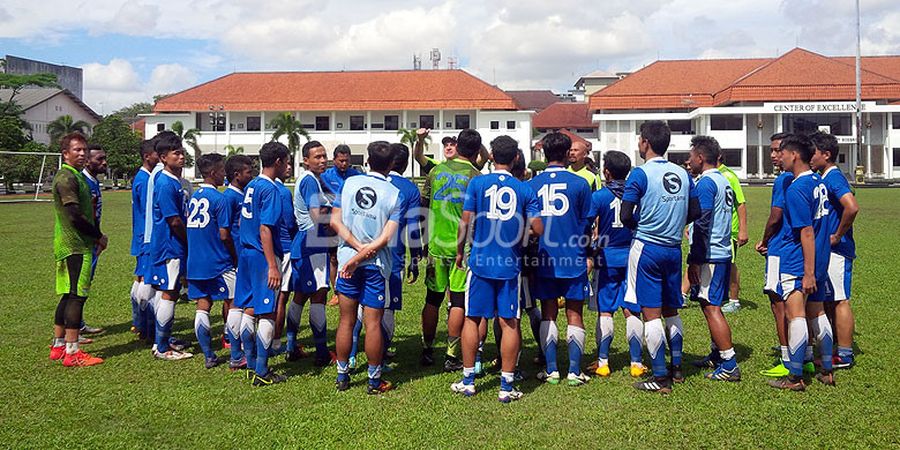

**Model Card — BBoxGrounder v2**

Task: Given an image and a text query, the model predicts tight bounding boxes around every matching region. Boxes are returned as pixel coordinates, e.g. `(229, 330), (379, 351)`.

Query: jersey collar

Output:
(368, 171), (388, 181)
(259, 174), (274, 184)
(389, 171), (402, 177)
(647, 156), (666, 163)
(275, 177), (284, 185)
(545, 165), (566, 172)
(140, 166), (152, 175)
(791, 170), (813, 183)
(82, 169), (98, 183)
(227, 184), (244, 195)
(493, 169), (512, 176)
(161, 168), (180, 181)
(822, 165), (839, 177)
(199, 183), (216, 189)
(700, 168), (719, 177)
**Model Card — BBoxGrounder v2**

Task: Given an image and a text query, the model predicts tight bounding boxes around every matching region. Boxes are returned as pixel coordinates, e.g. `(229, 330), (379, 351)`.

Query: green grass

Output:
(1, 187), (899, 448)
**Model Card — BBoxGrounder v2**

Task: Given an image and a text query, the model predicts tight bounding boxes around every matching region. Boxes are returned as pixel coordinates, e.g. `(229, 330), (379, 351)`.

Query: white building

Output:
(589, 48), (900, 180)
(143, 69), (533, 178)
(0, 88), (100, 145)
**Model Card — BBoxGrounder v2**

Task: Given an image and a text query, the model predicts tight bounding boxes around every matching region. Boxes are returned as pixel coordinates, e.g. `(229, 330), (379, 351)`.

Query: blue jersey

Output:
(240, 175), (284, 258)
(83, 170), (102, 226)
(768, 172), (794, 257)
(464, 171), (540, 280)
(223, 185), (245, 252)
(143, 163), (164, 245)
(335, 172), (401, 278)
(150, 170), (188, 263)
(388, 172), (423, 275)
(186, 184), (233, 280)
(275, 179), (297, 254)
(589, 184), (634, 268)
(821, 166), (855, 259)
(781, 171), (832, 278)
(131, 168), (151, 256)
(688, 169), (734, 264)
(622, 157), (695, 247)
(321, 166), (362, 203)
(529, 166), (593, 278)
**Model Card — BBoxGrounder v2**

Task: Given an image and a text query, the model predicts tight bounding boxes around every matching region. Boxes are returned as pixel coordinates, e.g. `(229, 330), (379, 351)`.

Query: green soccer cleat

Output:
(803, 362), (816, 374)
(760, 362), (790, 378)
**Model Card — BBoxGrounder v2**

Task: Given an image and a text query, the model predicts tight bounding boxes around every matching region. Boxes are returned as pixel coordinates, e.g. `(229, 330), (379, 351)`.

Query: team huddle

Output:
(47, 119), (858, 400)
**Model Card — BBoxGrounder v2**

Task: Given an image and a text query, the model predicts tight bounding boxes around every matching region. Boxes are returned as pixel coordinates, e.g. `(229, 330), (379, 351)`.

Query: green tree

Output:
(111, 101), (153, 121)
(224, 144), (244, 156)
(91, 115), (142, 184)
(47, 115), (92, 149)
(0, 115), (38, 190)
(397, 127), (429, 149)
(269, 112), (309, 161)
(170, 120), (201, 167)
(0, 73), (58, 116)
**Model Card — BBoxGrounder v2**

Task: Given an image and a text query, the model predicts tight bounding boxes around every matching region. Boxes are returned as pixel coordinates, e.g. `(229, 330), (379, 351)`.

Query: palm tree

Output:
(47, 115), (91, 148)
(224, 144), (244, 156)
(397, 128), (431, 177)
(171, 120), (201, 163)
(269, 112), (309, 162)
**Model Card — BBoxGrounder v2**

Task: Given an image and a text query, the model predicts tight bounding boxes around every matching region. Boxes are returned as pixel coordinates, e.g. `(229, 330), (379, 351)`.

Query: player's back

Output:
(465, 171), (539, 280)
(623, 157), (692, 247)
(767, 171), (794, 257)
(822, 167), (855, 258)
(131, 168), (151, 256)
(389, 173), (422, 273)
(336, 172), (401, 276)
(692, 170), (733, 263)
(425, 158), (481, 257)
(223, 185), (244, 252)
(186, 185), (232, 280)
(591, 186), (633, 268)
(529, 167), (592, 278)
(240, 174), (283, 257)
(783, 172), (831, 278)
(150, 170), (188, 262)
(275, 180), (296, 254)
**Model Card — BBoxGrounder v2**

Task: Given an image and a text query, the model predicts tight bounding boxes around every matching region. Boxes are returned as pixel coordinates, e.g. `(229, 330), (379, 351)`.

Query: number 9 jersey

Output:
(186, 183), (234, 281)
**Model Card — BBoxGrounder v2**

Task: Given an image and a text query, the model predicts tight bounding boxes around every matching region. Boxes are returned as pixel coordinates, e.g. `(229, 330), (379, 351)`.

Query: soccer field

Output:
(1, 187), (899, 448)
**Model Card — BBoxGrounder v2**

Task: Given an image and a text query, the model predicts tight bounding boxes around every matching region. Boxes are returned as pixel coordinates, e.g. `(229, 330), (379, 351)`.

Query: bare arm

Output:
(757, 207), (784, 254)
(329, 206), (364, 251)
(166, 216), (187, 245)
(341, 220), (400, 277)
(832, 193), (859, 246)
(455, 210), (473, 269)
(473, 144), (490, 170)
(220, 227), (237, 267)
(800, 226), (816, 294)
(414, 128), (430, 167)
(736, 202), (749, 246)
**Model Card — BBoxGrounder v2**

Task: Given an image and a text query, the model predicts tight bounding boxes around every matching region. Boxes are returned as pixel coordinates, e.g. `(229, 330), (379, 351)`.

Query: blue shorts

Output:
(291, 250), (330, 294)
(533, 274), (590, 301)
(134, 254), (150, 278)
(335, 265), (388, 309)
(590, 266), (638, 313)
(235, 249), (278, 314)
(826, 252), (853, 301)
(777, 274), (833, 302)
(465, 270), (520, 319)
(689, 262), (731, 307)
(188, 269), (236, 301)
(148, 258), (185, 292)
(388, 270), (403, 310)
(624, 240), (683, 309)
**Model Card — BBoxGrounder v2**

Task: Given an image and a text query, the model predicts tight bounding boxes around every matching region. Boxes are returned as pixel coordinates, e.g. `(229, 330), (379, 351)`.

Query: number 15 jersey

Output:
(528, 166), (593, 279)
(186, 184), (233, 280)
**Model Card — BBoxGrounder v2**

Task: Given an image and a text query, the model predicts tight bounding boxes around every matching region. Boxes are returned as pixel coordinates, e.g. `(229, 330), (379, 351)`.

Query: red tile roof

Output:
(154, 70), (519, 112)
(505, 90), (560, 111)
(533, 102), (596, 129)
(590, 48), (900, 111)
(533, 128), (591, 151)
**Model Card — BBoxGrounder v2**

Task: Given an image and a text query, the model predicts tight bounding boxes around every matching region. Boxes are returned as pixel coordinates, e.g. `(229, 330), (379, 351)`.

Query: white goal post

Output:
(0, 150), (62, 202)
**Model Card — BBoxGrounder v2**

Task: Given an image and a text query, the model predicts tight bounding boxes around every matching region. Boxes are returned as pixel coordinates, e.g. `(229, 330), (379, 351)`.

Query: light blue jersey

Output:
(622, 157), (695, 247)
(687, 169), (733, 264)
(293, 171), (328, 232)
(186, 184), (233, 280)
(131, 167), (151, 256)
(142, 162), (163, 245)
(463, 170), (540, 280)
(334, 172), (402, 278)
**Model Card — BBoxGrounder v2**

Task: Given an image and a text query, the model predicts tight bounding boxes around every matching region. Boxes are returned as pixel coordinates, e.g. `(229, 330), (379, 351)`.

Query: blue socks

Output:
(240, 312), (256, 363)
(194, 310), (214, 359)
(567, 325), (585, 376)
(285, 300), (302, 353)
(645, 318), (668, 377)
(255, 318), (274, 376)
(626, 315), (644, 364)
(310, 303), (328, 359)
(367, 364), (382, 387)
(539, 320), (558, 373)
(787, 318), (808, 377)
(665, 315), (683, 367)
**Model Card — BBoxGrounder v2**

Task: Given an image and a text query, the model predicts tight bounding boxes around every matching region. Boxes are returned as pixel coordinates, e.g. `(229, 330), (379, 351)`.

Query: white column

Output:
(741, 114), (747, 179)
(438, 110), (445, 161)
(887, 112), (894, 179)
(260, 111), (266, 142)
(366, 111), (372, 142)
(330, 111), (337, 141)
(225, 111), (231, 147)
(866, 112), (872, 178)
(757, 114), (764, 179)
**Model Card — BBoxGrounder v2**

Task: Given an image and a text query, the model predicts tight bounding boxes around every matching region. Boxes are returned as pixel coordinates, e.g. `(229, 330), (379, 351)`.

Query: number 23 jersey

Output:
(781, 171), (832, 278)
(186, 184), (233, 280)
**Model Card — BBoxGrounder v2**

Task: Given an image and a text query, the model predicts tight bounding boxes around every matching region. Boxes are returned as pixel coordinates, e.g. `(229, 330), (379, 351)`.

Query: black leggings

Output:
(54, 255), (87, 329)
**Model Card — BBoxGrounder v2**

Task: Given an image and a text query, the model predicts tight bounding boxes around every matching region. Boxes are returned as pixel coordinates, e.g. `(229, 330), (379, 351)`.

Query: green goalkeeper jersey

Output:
(423, 158), (481, 257)
(52, 164), (96, 260)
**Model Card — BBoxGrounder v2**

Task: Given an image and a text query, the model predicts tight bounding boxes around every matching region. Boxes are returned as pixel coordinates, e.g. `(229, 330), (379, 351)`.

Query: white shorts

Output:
(280, 252), (293, 292)
(763, 255), (781, 296)
(827, 252), (853, 302)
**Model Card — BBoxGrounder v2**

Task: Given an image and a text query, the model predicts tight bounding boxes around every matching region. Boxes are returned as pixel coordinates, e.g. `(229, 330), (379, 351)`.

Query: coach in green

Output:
(48, 132), (108, 367)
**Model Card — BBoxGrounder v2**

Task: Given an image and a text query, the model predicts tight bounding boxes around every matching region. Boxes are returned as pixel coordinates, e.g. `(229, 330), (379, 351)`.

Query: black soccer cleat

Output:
(669, 364), (685, 383)
(420, 347), (434, 366)
(633, 376), (673, 394)
(251, 371), (288, 387)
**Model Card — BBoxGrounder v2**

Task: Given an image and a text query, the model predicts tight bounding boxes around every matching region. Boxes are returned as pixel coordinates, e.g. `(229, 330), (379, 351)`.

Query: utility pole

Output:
(854, 0), (862, 180)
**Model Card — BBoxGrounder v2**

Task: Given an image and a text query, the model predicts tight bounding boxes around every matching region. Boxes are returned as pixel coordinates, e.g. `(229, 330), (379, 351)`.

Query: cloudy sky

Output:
(2, 0), (899, 113)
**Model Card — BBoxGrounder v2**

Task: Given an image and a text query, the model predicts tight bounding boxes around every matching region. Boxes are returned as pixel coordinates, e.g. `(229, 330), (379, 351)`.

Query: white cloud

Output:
(82, 59), (196, 114)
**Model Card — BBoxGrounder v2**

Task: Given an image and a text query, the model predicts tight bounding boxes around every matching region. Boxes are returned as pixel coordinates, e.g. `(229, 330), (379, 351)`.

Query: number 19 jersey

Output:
(186, 184), (233, 280)
(528, 166), (593, 278)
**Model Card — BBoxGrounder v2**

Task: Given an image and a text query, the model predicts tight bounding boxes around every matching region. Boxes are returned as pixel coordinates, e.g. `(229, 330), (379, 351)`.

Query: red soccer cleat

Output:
(49, 345), (65, 361)
(63, 350), (104, 367)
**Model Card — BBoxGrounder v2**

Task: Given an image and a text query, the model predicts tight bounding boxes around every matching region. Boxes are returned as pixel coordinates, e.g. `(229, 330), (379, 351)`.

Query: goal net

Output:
(0, 151), (62, 202)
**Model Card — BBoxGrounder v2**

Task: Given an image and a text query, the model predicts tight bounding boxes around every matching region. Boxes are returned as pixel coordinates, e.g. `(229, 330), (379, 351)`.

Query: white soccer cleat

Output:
(498, 388), (524, 403)
(536, 369), (560, 385)
(450, 381), (476, 397)
(567, 372), (590, 386)
(154, 349), (193, 361)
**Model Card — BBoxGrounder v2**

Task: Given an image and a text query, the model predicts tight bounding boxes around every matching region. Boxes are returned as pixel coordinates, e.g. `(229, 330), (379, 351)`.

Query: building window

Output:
(667, 151), (690, 166)
(157, 123), (165, 132)
(350, 154), (364, 167)
(575, 128), (593, 134)
(384, 115), (399, 131)
(893, 148), (900, 166)
(667, 119), (695, 135)
(710, 115), (743, 130)
(490, 121), (500, 130)
(350, 115), (365, 131)
(246, 116), (261, 132)
(893, 114), (900, 129)
(455, 114), (470, 130)
(722, 148), (742, 168)
(315, 116), (330, 131)
(507, 120), (516, 130)
(783, 114), (851, 136)
(419, 115), (434, 129)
